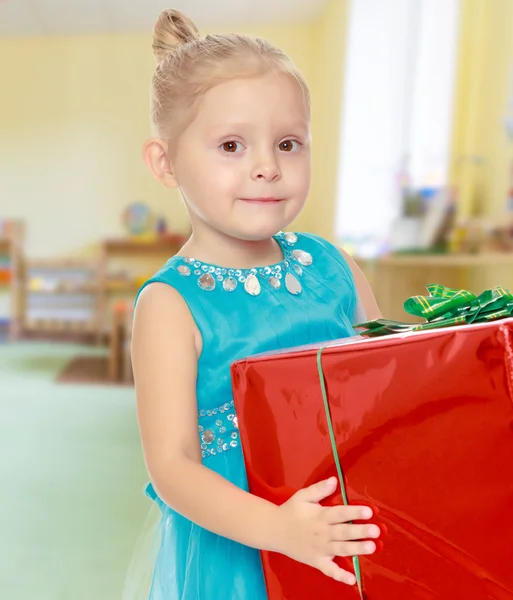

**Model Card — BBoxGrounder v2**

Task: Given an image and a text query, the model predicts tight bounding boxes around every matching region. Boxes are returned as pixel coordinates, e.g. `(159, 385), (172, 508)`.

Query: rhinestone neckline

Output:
(176, 232), (291, 273)
(175, 232), (313, 296)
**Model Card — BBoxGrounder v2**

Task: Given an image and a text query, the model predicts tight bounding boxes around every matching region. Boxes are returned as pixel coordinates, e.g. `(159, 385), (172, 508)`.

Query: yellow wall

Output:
(0, 22), (322, 257)
(1, 34), (154, 257)
(451, 0), (513, 219)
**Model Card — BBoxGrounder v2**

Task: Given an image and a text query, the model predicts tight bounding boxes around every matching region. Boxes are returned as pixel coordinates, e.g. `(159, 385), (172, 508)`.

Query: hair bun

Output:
(152, 9), (201, 62)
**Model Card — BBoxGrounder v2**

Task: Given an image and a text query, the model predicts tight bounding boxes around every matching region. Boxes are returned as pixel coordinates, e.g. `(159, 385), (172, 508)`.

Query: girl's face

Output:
(169, 72), (311, 242)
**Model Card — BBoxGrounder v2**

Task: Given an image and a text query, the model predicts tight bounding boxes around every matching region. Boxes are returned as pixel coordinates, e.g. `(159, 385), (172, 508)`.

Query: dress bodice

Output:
(138, 232), (357, 470)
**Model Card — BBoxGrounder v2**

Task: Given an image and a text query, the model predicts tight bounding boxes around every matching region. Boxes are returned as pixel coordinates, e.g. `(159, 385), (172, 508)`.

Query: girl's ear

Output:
(142, 138), (178, 189)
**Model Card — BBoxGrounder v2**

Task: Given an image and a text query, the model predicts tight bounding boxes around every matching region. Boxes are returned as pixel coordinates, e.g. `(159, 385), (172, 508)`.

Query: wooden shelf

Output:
(24, 320), (98, 333)
(368, 252), (513, 267)
(26, 287), (100, 295)
(103, 235), (186, 256)
(106, 283), (140, 294)
(28, 258), (99, 270)
(23, 257), (101, 341)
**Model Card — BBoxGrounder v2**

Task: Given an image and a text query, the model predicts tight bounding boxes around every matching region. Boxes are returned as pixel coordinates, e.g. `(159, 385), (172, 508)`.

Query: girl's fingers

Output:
(319, 559), (357, 585)
(324, 505), (373, 524)
(329, 523), (380, 542)
(329, 540), (376, 557)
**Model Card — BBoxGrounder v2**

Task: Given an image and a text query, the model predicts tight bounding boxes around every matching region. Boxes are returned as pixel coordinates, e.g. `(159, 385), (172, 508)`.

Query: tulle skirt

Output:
(122, 453), (268, 600)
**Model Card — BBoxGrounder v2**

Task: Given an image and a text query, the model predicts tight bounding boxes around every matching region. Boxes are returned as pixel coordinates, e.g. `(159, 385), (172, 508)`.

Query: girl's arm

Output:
(132, 282), (278, 551)
(340, 249), (382, 321)
(131, 282), (378, 585)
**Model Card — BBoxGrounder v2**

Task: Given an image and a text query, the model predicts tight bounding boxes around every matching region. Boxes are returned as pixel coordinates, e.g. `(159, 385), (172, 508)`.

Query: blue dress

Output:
(129, 232), (360, 600)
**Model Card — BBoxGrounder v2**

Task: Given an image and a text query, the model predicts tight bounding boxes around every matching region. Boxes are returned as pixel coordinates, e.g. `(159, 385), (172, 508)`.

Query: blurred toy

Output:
(122, 202), (154, 237)
(156, 215), (169, 236)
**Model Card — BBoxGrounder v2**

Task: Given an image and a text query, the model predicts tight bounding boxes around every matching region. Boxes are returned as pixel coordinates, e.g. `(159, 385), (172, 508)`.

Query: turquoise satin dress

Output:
(130, 232), (360, 600)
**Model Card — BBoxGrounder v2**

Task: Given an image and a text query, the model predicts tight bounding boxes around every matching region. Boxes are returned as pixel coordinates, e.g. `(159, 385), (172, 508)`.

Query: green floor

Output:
(0, 342), (150, 599)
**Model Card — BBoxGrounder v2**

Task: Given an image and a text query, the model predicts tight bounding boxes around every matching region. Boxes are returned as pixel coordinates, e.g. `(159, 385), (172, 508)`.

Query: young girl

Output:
(130, 8), (382, 599)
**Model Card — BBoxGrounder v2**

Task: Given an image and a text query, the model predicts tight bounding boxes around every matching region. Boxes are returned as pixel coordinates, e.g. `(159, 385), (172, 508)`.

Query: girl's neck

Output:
(180, 230), (284, 270)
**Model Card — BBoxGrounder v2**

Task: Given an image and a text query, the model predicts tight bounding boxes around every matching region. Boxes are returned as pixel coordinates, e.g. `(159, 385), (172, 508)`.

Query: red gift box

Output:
(231, 319), (513, 600)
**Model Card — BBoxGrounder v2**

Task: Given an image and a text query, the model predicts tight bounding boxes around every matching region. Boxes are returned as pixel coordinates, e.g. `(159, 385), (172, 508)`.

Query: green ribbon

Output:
(316, 348), (364, 599)
(356, 284), (513, 337)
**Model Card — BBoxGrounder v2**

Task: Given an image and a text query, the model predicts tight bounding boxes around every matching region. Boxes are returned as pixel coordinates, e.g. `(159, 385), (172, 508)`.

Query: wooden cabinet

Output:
(358, 252), (513, 322)
(0, 220), (24, 340)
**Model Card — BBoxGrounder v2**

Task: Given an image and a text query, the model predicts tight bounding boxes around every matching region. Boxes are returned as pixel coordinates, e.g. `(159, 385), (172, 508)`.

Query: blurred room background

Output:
(1, 0), (512, 597)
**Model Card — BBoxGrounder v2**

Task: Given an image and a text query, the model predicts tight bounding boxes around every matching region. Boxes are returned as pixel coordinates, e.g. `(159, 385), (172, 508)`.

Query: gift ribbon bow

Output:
(356, 284), (513, 337)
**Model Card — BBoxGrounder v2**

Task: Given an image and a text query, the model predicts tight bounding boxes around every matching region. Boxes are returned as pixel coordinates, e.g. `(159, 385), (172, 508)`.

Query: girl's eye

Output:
(221, 141), (244, 153)
(278, 140), (301, 152)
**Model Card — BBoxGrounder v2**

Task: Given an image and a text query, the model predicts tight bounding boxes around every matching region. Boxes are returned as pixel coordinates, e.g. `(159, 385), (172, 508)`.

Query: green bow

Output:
(356, 284), (513, 337)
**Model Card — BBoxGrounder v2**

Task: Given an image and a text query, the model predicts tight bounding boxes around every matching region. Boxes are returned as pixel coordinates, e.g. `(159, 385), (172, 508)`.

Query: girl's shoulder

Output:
(292, 231), (354, 274)
(134, 255), (190, 307)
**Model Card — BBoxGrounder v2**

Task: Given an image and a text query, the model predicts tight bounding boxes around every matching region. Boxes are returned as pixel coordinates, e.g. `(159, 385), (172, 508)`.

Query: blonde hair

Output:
(150, 9), (311, 139)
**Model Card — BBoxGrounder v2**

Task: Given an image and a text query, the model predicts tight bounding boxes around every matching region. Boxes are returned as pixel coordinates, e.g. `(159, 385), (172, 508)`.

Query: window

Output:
(336, 0), (460, 257)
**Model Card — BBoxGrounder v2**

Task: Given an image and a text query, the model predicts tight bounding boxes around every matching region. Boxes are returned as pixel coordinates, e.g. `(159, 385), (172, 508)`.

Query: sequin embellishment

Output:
(291, 249), (313, 266)
(223, 277), (237, 292)
(178, 232), (313, 296)
(285, 272), (302, 295)
(177, 265), (191, 276)
(201, 429), (215, 444)
(198, 273), (215, 291)
(269, 277), (281, 290)
(198, 400), (240, 458)
(244, 274), (261, 296)
(284, 232), (298, 244)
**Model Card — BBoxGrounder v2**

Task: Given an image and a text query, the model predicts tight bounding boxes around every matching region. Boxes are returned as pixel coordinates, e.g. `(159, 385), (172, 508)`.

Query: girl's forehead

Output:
(194, 75), (309, 126)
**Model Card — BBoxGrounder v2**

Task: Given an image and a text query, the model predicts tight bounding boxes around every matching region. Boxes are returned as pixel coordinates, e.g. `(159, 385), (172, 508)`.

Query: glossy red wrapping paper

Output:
(231, 320), (513, 599)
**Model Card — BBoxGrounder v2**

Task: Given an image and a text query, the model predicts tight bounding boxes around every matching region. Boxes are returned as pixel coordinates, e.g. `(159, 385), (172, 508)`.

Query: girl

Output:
(130, 8), (382, 600)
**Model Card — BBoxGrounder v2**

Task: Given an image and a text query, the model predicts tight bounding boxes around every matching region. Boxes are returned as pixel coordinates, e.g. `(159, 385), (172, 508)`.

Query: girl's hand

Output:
(273, 477), (379, 585)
